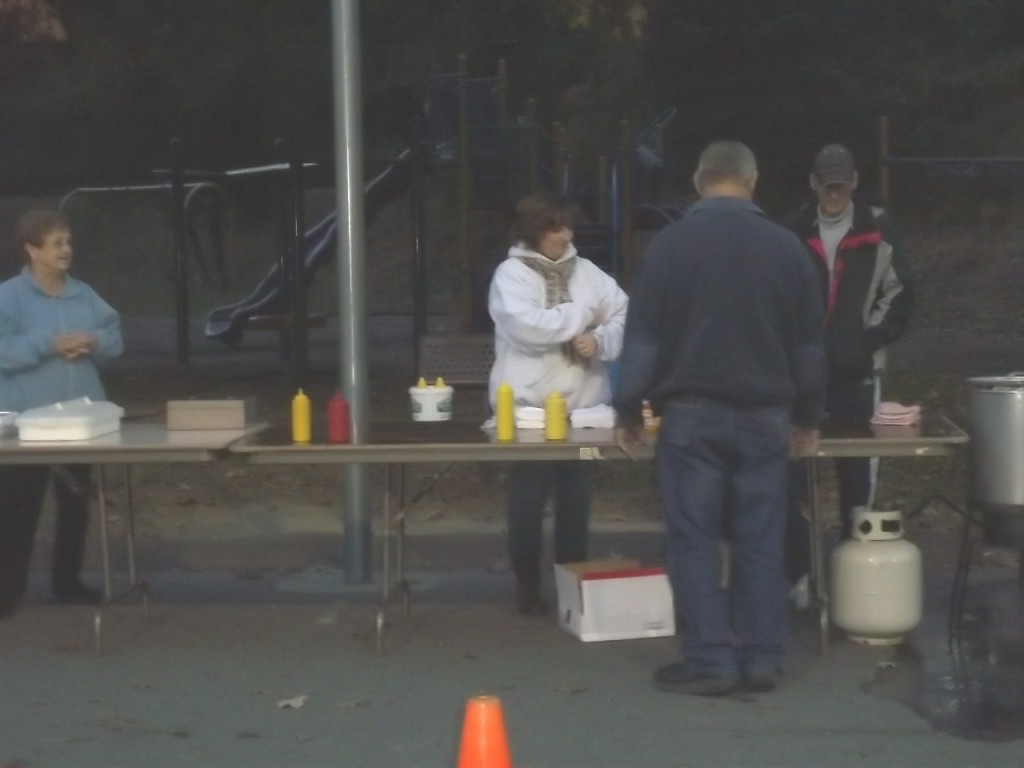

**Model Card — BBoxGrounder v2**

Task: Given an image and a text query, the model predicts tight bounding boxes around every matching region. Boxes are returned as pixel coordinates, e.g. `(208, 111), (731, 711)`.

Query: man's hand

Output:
(615, 423), (649, 461)
(789, 426), (819, 458)
(572, 332), (598, 360)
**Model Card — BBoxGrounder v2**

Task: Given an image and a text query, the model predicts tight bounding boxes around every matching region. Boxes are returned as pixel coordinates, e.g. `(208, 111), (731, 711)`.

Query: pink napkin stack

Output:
(870, 401), (921, 426)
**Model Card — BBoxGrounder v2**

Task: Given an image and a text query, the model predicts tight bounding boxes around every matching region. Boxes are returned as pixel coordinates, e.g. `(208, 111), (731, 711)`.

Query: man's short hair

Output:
(694, 141), (757, 188)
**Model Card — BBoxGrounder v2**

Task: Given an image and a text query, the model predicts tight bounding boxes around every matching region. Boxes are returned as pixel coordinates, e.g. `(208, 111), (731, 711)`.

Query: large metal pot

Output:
(967, 373), (1024, 546)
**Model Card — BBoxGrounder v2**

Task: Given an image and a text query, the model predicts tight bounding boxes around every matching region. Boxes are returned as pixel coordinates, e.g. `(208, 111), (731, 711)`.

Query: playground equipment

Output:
(146, 134), (417, 389)
(153, 138), (329, 370)
(57, 178), (233, 297)
(184, 57), (683, 376)
(424, 55), (682, 332)
(203, 148), (413, 345)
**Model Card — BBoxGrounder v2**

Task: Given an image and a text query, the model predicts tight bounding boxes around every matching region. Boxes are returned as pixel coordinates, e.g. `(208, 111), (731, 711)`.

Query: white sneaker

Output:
(789, 574), (810, 611)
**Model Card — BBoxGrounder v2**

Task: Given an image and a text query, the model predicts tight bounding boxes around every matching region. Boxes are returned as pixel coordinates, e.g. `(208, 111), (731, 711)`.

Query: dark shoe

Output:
(49, 580), (102, 605)
(653, 662), (738, 697)
(515, 583), (548, 616)
(512, 556), (547, 616)
(741, 667), (783, 693)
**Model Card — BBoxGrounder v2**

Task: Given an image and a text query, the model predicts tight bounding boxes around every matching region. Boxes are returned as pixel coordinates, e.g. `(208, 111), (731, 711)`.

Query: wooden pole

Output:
(458, 54), (472, 331)
(598, 154), (608, 225)
(552, 121), (567, 193)
(526, 98), (539, 192)
(169, 138), (189, 365)
(879, 115), (890, 204)
(411, 115), (426, 373)
(497, 59), (508, 129)
(497, 59), (509, 200)
(619, 120), (633, 283)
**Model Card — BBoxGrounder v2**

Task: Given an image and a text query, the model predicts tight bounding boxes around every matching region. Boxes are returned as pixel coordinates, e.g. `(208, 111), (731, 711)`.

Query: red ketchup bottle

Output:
(327, 390), (350, 444)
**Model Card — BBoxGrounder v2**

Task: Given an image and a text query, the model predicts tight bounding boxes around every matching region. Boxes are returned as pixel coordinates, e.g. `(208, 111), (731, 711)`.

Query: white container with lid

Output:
(15, 398), (124, 441)
(408, 384), (453, 422)
(0, 411), (17, 437)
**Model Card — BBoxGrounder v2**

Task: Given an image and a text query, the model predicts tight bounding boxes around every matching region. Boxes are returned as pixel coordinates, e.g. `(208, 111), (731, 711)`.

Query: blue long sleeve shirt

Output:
(0, 266), (123, 412)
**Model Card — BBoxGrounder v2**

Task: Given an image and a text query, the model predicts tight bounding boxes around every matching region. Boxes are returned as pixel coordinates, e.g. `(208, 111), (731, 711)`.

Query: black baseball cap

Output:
(813, 144), (856, 185)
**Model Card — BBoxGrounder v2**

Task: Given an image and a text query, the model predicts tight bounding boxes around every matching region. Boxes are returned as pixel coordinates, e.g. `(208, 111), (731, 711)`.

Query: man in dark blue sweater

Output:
(614, 140), (825, 696)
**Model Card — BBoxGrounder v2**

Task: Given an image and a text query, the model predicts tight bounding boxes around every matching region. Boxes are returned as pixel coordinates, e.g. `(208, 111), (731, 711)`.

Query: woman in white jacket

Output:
(488, 191), (628, 614)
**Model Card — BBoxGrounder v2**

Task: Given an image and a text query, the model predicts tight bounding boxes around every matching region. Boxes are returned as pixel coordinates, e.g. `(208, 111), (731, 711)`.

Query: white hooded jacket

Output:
(487, 242), (628, 411)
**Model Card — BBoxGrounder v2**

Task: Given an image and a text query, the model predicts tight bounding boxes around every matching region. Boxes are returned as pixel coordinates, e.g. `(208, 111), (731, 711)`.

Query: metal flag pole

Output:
(331, 0), (372, 583)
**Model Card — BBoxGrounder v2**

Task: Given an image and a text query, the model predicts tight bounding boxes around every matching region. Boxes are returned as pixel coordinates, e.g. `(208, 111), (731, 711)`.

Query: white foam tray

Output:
(15, 398), (124, 442)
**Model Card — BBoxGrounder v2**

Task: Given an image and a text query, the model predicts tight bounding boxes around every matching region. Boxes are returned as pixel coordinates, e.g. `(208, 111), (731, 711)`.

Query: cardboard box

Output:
(167, 399), (252, 430)
(554, 559), (675, 642)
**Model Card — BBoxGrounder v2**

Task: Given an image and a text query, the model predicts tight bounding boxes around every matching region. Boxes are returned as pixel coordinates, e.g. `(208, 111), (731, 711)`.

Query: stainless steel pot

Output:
(967, 373), (1024, 545)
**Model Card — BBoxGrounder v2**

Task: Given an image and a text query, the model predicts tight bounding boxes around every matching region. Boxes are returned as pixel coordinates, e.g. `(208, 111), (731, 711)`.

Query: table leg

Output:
(376, 464), (392, 653)
(397, 464), (409, 618)
(806, 457), (830, 654)
(93, 465), (150, 655)
(381, 464), (392, 603)
(97, 465), (113, 602)
(376, 463), (411, 653)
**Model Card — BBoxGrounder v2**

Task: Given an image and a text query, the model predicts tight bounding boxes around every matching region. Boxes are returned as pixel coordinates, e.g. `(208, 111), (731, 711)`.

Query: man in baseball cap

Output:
(782, 143), (915, 609)
(810, 144), (859, 218)
(812, 143), (858, 186)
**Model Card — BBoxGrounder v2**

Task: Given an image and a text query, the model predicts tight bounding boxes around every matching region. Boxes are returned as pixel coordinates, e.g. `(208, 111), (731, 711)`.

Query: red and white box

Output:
(554, 559), (675, 642)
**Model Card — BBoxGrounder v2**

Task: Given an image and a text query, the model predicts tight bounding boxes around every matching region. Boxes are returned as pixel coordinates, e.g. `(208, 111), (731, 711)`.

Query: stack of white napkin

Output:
(570, 403), (616, 429)
(870, 401), (921, 426)
(482, 403), (618, 430)
(515, 406), (546, 429)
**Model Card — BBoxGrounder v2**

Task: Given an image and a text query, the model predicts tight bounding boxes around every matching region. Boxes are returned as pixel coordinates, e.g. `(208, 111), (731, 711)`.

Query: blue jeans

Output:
(656, 398), (790, 677)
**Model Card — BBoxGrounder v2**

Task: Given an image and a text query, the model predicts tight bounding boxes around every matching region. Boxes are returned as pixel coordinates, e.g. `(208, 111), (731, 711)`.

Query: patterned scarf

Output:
(518, 254), (588, 365)
(518, 254), (575, 308)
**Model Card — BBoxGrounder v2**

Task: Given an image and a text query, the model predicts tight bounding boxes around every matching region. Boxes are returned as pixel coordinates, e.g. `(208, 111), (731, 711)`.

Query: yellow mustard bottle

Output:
(291, 388), (311, 443)
(545, 390), (568, 441)
(495, 381), (515, 442)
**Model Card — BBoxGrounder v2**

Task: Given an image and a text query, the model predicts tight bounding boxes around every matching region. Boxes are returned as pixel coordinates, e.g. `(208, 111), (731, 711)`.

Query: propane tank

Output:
(830, 507), (923, 645)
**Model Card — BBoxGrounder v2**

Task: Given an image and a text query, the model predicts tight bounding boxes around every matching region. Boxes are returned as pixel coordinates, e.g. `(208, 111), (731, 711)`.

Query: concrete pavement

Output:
(2, 532), (1022, 767)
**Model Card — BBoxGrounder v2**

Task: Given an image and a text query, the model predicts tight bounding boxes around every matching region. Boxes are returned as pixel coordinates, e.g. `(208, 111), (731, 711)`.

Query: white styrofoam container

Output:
(555, 559), (676, 642)
(15, 398), (124, 441)
(0, 411), (17, 437)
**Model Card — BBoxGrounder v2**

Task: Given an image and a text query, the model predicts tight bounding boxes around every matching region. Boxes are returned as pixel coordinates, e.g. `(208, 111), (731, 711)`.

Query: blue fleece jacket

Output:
(0, 266), (123, 412)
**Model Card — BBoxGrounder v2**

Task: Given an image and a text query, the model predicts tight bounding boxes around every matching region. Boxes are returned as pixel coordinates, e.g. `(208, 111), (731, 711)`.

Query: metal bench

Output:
(417, 333), (494, 386)
(416, 334), (496, 486)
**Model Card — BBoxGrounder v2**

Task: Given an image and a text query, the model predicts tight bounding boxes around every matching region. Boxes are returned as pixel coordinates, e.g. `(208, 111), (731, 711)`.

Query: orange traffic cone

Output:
(457, 695), (512, 768)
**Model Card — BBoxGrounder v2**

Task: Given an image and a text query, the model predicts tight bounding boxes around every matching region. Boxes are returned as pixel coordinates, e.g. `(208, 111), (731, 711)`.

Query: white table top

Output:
(230, 415), (968, 465)
(0, 422), (268, 464)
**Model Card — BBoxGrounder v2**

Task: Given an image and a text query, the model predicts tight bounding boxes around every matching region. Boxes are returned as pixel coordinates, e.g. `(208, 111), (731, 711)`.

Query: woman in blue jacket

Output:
(0, 209), (123, 618)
